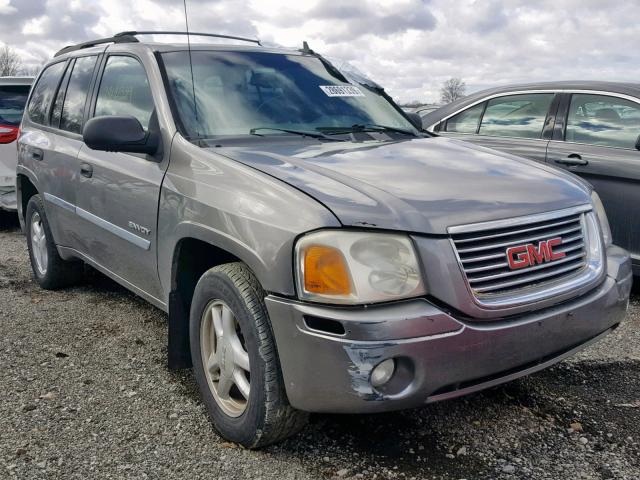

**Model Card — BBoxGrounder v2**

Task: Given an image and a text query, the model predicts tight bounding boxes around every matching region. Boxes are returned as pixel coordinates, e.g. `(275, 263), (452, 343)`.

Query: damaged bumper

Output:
(0, 185), (17, 211)
(266, 245), (632, 413)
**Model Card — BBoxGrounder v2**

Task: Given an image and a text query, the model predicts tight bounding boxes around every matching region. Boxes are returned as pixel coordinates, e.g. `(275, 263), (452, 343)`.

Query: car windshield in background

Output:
(0, 85), (30, 126)
(160, 50), (415, 139)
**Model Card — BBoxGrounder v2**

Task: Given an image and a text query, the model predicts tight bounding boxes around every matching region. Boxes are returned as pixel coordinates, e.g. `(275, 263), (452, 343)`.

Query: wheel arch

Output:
(166, 229), (274, 370)
(16, 171), (40, 231)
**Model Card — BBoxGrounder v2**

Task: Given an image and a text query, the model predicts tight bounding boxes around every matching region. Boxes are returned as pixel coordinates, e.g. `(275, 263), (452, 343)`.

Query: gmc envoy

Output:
(16, 32), (632, 447)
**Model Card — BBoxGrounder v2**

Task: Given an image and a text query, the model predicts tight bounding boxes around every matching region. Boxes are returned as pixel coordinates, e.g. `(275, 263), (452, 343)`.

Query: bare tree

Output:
(0, 45), (22, 77)
(440, 78), (466, 104)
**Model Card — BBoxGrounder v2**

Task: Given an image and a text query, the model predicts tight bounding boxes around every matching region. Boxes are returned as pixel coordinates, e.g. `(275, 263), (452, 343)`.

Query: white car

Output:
(0, 77), (32, 211)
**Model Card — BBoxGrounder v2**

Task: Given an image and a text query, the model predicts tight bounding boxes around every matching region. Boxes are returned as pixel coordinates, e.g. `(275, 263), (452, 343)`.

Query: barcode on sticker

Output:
(319, 85), (365, 97)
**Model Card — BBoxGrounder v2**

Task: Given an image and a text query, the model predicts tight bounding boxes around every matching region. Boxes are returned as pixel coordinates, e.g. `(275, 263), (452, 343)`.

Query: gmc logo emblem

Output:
(506, 237), (566, 270)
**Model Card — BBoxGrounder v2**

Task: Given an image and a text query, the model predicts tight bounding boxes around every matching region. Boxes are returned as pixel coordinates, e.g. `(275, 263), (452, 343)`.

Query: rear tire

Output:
(25, 194), (82, 289)
(190, 262), (307, 448)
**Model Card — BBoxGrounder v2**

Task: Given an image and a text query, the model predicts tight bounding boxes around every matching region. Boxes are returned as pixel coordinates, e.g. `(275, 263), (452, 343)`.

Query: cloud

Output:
(0, 0), (637, 103)
(0, 0), (16, 15)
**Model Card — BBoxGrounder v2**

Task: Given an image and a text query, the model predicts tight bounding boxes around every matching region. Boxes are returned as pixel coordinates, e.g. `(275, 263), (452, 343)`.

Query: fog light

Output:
(370, 359), (396, 387)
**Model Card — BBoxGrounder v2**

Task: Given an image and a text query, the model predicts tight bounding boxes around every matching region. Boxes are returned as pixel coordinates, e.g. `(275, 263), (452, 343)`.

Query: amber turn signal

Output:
(303, 245), (353, 296)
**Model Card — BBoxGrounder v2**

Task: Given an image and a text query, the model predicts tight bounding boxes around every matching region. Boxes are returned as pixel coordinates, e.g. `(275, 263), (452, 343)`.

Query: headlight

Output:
(591, 191), (612, 247)
(295, 230), (426, 304)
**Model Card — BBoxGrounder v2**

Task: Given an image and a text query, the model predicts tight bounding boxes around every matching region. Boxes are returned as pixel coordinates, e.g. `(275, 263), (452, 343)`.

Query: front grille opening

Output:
(451, 211), (588, 298)
(303, 315), (346, 336)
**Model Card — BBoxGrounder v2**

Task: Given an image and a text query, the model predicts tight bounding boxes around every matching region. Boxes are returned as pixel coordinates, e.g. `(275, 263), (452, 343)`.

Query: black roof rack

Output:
(54, 33), (139, 57)
(54, 30), (261, 57)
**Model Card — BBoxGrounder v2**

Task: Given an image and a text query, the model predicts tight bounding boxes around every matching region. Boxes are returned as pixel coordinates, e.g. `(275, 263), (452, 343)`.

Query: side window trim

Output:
(443, 100), (486, 134)
(477, 92), (556, 140)
(541, 93), (561, 141)
(561, 92), (640, 150)
(554, 93), (571, 141)
(26, 54), (102, 138)
(86, 53), (110, 120)
(59, 54), (102, 134)
(89, 52), (156, 123)
(49, 59), (74, 129)
(26, 59), (69, 127)
(475, 100), (488, 134)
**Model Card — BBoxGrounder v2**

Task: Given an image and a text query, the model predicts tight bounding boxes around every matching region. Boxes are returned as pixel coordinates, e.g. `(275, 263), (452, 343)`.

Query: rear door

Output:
(74, 54), (167, 302)
(546, 92), (640, 265)
(437, 92), (559, 163)
(19, 60), (78, 245)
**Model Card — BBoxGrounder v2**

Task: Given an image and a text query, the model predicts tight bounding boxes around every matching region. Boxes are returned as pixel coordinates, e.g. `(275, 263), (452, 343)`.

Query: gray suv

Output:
(16, 32), (632, 448)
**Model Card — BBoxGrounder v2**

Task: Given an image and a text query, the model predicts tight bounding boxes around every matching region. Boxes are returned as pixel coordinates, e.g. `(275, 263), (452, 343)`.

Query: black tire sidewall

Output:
(189, 268), (268, 446)
(25, 195), (56, 286)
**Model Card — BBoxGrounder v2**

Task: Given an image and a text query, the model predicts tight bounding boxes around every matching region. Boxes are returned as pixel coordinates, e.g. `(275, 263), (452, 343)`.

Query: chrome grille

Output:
(451, 211), (588, 297)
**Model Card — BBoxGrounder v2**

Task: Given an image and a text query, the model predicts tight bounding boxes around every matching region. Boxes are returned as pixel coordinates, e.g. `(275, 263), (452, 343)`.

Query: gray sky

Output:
(1, 0), (639, 103)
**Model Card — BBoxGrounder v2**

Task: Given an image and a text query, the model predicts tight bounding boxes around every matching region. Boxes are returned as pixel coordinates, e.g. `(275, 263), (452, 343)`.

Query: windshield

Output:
(160, 50), (415, 138)
(0, 85), (30, 126)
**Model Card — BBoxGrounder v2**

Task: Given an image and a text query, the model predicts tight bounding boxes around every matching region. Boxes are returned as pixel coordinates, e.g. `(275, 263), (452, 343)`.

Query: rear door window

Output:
(27, 61), (67, 125)
(478, 93), (554, 139)
(59, 56), (98, 134)
(444, 102), (485, 134)
(0, 85), (31, 127)
(565, 94), (640, 149)
(94, 56), (154, 129)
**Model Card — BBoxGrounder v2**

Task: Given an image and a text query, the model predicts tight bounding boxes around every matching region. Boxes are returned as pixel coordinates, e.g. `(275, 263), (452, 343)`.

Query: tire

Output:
(190, 262), (308, 448)
(25, 194), (83, 289)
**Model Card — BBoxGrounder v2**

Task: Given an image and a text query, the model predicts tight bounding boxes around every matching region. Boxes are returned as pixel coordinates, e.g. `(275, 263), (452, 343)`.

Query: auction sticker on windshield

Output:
(320, 85), (365, 97)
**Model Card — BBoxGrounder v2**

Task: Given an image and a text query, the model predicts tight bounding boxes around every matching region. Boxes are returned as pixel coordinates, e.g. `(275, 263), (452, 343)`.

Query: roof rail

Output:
(54, 31), (262, 58)
(116, 31), (262, 46)
(54, 34), (139, 57)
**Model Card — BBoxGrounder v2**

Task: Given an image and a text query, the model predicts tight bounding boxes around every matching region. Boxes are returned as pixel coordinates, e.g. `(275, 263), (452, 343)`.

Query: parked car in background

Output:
(414, 104), (442, 118)
(17, 35), (631, 448)
(0, 77), (33, 211)
(402, 104), (442, 118)
(422, 82), (640, 276)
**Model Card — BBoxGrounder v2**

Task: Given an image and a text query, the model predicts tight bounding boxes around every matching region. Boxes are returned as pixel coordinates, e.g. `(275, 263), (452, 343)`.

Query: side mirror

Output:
(406, 112), (423, 130)
(636, 134), (640, 151)
(83, 115), (159, 156)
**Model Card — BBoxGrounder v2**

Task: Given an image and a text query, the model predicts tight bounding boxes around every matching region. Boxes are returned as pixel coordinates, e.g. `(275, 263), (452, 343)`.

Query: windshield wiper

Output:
(317, 124), (417, 136)
(249, 127), (341, 141)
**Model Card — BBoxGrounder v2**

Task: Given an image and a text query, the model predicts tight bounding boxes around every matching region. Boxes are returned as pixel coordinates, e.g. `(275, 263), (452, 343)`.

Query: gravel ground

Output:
(1, 211), (639, 480)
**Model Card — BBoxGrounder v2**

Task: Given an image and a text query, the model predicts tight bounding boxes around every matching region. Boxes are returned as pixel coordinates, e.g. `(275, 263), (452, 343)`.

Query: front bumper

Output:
(266, 245), (632, 413)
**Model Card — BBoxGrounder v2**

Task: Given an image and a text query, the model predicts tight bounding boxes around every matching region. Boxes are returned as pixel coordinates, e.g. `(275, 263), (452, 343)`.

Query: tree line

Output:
(0, 45), (42, 77)
(400, 77), (467, 109)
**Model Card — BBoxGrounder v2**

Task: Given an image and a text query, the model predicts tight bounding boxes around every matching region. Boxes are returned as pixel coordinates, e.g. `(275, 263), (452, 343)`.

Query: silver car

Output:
(422, 81), (640, 276)
(16, 34), (632, 448)
(0, 76), (32, 211)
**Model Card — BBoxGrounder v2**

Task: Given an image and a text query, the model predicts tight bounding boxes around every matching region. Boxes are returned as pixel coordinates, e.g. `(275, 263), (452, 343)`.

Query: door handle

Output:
(30, 148), (44, 161)
(554, 153), (588, 167)
(80, 163), (93, 178)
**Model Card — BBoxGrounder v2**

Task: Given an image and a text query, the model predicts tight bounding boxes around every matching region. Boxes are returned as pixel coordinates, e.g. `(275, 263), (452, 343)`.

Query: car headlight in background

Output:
(591, 191), (612, 247)
(295, 230), (426, 304)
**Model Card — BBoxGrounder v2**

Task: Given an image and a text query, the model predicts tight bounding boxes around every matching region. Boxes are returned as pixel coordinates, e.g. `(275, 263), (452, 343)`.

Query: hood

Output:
(210, 136), (592, 234)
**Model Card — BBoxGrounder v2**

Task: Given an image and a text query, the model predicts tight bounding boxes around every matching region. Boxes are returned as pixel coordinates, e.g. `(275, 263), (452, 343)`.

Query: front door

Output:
(437, 92), (558, 163)
(546, 92), (640, 267)
(75, 54), (168, 303)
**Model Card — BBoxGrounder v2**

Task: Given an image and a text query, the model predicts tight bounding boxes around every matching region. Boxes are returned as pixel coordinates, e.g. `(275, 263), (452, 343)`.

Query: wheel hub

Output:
(200, 300), (251, 418)
(30, 212), (48, 276)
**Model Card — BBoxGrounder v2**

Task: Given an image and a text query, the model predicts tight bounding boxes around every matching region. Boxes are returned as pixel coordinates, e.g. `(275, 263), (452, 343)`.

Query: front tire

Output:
(25, 194), (82, 289)
(190, 262), (307, 448)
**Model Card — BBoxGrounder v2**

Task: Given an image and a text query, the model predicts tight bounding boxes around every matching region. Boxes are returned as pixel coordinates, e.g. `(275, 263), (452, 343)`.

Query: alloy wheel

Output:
(30, 212), (48, 276)
(200, 300), (251, 417)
